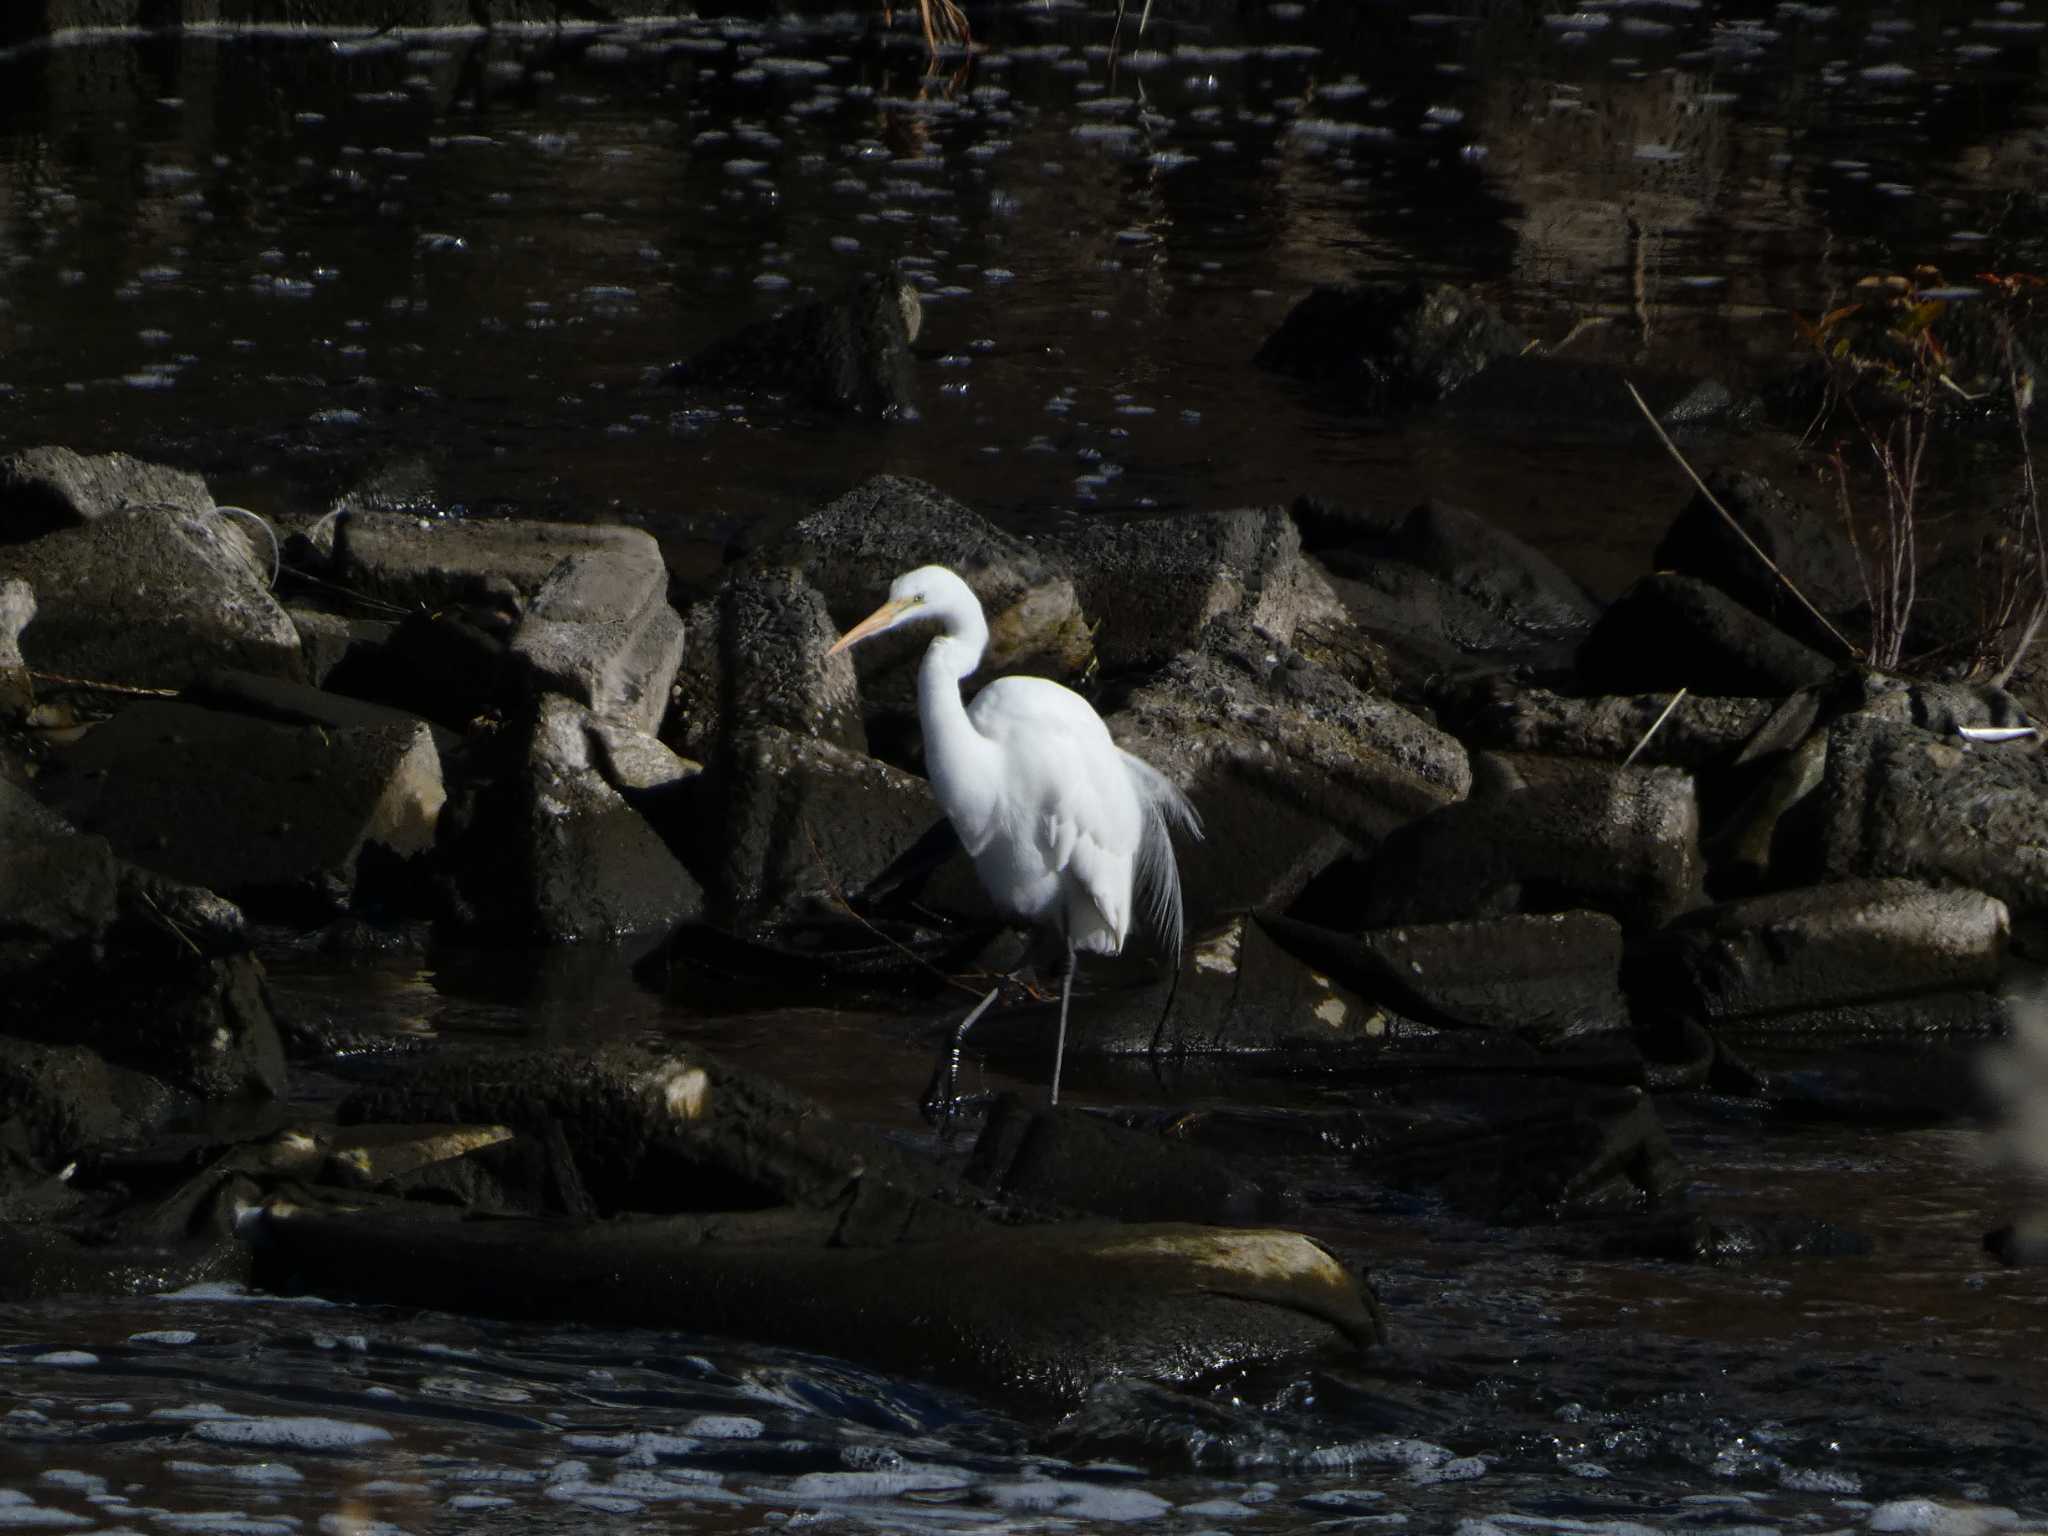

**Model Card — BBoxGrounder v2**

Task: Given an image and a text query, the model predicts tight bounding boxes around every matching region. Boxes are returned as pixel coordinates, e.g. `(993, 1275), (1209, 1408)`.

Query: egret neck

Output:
(916, 606), (999, 852)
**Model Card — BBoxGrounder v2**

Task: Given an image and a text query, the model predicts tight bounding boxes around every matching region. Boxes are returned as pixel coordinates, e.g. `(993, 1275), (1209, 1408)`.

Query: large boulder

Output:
(1382, 498), (1603, 644)
(1253, 281), (1524, 412)
(0, 445), (215, 540)
(1056, 507), (1352, 673)
(1578, 573), (1839, 696)
(35, 685), (445, 920)
(439, 695), (703, 942)
(775, 475), (1093, 699)
(0, 781), (286, 1102)
(1263, 909), (1632, 1044)
(319, 510), (685, 734)
(1361, 758), (1703, 932)
(1109, 616), (1472, 921)
(2, 500), (303, 691)
(669, 563), (866, 762)
(1440, 682), (1779, 768)
(1796, 710), (2048, 915)
(1652, 468), (1864, 652)
(671, 274), (922, 416)
(686, 725), (941, 931)
(1645, 879), (2008, 1030)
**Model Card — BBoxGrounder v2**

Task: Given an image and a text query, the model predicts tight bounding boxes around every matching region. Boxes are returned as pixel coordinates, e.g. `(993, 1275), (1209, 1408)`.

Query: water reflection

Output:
(1, 3), (2044, 593)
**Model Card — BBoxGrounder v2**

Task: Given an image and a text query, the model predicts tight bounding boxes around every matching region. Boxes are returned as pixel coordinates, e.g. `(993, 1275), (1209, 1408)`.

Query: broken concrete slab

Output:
(36, 696), (444, 919)
(3, 503), (302, 691)
(0, 444), (213, 539)
(1057, 506), (1352, 673)
(1649, 879), (2009, 1022)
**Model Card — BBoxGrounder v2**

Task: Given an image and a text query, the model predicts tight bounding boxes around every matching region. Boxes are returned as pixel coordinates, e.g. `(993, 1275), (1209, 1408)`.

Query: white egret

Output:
(828, 565), (1201, 1107)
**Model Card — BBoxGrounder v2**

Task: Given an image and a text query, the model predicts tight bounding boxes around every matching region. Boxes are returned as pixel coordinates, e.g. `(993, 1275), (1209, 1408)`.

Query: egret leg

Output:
(1049, 936), (1077, 1107)
(921, 982), (1002, 1132)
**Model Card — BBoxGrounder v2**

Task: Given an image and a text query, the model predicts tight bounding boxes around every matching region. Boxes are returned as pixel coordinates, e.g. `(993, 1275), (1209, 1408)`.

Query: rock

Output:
(1438, 356), (1755, 439)
(671, 274), (922, 416)
(2, 502), (303, 691)
(287, 608), (394, 690)
(509, 533), (685, 735)
(0, 444), (214, 540)
(36, 694), (444, 919)
(337, 1041), (969, 1223)
(0, 1039), (185, 1169)
(1653, 468), (1864, 651)
(1384, 499), (1604, 644)
(0, 578), (33, 719)
(1440, 682), (1778, 768)
(1056, 506), (1352, 674)
(1253, 280), (1525, 412)
(1366, 1081), (1685, 1222)
(1320, 556), (1551, 676)
(963, 1097), (1278, 1225)
(438, 696), (702, 941)
(323, 607), (512, 733)
(322, 510), (685, 733)
(1647, 880), (2008, 1026)
(1578, 573), (1840, 696)
(687, 724), (940, 930)
(1110, 616), (1472, 920)
(960, 913), (1394, 1067)
(777, 475), (1093, 701)
(1362, 759), (1703, 931)
(0, 777), (121, 976)
(1799, 711), (2048, 915)
(1263, 909), (1631, 1044)
(256, 1202), (1379, 1407)
(668, 563), (867, 761)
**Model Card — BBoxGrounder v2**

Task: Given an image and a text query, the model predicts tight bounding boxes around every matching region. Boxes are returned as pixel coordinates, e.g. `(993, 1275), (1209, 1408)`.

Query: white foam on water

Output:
(983, 1480), (1171, 1522)
(316, 1515), (407, 1536)
(684, 1414), (764, 1439)
(36, 1474), (104, 1495)
(782, 1467), (972, 1500)
(151, 1518), (299, 1535)
(194, 1417), (394, 1452)
(28, 1352), (96, 1368)
(0, 1507), (95, 1530)
(167, 1462), (306, 1487)
(1866, 1498), (2020, 1535)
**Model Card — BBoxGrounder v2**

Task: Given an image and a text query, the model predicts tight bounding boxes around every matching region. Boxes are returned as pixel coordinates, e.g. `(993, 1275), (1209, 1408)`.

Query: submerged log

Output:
(253, 1201), (1383, 1407)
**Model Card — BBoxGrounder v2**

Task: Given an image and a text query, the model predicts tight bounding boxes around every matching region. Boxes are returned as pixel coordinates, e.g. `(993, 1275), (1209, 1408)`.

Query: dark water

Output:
(7, 3), (2048, 1531)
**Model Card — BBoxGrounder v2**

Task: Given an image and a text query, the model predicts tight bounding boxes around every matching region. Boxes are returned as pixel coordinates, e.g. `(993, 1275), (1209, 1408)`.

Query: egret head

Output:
(828, 565), (980, 656)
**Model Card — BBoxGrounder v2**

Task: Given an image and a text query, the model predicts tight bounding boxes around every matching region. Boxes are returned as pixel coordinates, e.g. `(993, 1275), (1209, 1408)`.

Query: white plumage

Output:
(828, 564), (1200, 1105)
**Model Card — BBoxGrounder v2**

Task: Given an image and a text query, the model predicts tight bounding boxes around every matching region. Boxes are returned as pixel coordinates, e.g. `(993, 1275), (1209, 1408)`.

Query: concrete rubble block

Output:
(694, 724), (941, 930)
(0, 778), (122, 975)
(510, 538), (685, 735)
(1263, 909), (1632, 1043)
(672, 273), (921, 415)
(1578, 572), (1840, 697)
(1058, 505), (1353, 673)
(1363, 757), (1703, 932)
(966, 913), (1394, 1065)
(779, 474), (1094, 693)
(1802, 712), (2048, 914)
(1653, 467), (1864, 650)
(963, 1096), (1277, 1226)
(1253, 280), (1525, 410)
(0, 579), (33, 718)
(0, 444), (214, 539)
(2, 502), (302, 691)
(36, 695), (444, 918)
(0, 1039), (184, 1170)
(668, 564), (866, 761)
(441, 696), (703, 942)
(1109, 615), (1471, 921)
(327, 510), (686, 732)
(1442, 683), (1778, 768)
(1386, 499), (1603, 644)
(1651, 878), (2009, 1022)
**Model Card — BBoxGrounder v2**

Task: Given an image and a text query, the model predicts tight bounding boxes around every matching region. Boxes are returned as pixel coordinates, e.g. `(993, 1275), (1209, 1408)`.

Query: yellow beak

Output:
(827, 596), (919, 657)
